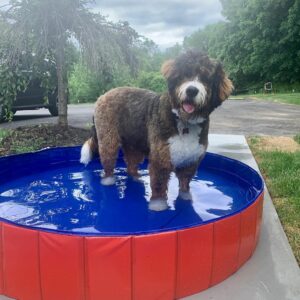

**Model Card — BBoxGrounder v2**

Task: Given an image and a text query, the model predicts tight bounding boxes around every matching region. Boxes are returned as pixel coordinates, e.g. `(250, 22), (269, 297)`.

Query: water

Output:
(0, 149), (263, 236)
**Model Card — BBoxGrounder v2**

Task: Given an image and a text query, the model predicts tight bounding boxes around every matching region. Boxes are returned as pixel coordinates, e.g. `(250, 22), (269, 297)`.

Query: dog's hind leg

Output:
(97, 130), (120, 186)
(122, 146), (144, 179)
(80, 120), (98, 166)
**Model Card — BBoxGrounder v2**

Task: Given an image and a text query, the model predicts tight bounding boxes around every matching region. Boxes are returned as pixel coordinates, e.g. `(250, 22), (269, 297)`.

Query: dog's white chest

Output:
(168, 121), (205, 168)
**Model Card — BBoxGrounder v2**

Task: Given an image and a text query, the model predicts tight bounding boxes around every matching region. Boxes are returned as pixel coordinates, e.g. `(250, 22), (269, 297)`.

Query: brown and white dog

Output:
(80, 51), (233, 211)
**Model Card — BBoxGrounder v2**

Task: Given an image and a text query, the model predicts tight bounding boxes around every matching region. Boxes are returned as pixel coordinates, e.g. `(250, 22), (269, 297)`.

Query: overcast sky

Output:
(0, 0), (224, 49)
(93, 0), (224, 49)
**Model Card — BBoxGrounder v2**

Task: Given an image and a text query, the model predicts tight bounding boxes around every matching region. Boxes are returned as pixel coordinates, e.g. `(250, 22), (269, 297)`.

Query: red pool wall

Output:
(0, 193), (263, 300)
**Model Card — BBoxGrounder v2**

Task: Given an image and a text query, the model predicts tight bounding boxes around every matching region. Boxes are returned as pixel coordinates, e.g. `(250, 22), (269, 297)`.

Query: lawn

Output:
(231, 92), (300, 105)
(248, 135), (300, 265)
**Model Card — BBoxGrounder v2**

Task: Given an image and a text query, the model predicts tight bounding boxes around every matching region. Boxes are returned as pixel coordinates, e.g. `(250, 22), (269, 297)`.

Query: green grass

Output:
(9, 138), (45, 154)
(0, 124), (90, 156)
(248, 136), (300, 265)
(294, 134), (300, 144)
(0, 128), (45, 154)
(228, 95), (245, 100)
(232, 93), (300, 105)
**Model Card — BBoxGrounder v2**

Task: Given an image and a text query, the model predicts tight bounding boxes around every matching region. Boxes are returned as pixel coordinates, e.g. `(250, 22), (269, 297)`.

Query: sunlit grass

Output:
(232, 93), (300, 105)
(248, 136), (300, 265)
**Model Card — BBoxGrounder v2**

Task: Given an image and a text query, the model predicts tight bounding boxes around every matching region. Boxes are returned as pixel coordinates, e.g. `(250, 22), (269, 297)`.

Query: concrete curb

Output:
(184, 134), (300, 300)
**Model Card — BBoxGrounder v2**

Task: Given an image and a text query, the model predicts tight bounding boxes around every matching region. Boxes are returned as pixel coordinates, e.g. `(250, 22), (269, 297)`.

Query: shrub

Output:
(136, 72), (166, 93)
(69, 63), (136, 103)
(69, 64), (100, 103)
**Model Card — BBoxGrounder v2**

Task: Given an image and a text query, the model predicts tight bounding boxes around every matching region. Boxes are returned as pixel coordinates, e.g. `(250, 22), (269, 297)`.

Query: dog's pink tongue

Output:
(182, 103), (195, 114)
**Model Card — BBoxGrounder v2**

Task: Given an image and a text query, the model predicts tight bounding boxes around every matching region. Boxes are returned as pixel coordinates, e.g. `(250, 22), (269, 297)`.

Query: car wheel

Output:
(48, 93), (59, 117)
(0, 106), (4, 122)
(49, 105), (58, 116)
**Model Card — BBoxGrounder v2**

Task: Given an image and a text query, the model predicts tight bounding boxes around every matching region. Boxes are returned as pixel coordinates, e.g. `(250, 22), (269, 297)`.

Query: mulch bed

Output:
(0, 124), (90, 156)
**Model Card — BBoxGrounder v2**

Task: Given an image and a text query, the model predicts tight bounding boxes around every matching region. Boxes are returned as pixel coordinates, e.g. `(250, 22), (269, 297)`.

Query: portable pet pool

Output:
(0, 146), (263, 300)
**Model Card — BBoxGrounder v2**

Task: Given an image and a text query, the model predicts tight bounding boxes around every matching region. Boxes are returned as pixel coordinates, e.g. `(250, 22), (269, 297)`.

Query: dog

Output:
(80, 51), (233, 211)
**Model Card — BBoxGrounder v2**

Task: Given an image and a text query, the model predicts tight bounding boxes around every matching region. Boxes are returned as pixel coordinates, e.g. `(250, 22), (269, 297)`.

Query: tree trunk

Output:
(55, 41), (68, 128)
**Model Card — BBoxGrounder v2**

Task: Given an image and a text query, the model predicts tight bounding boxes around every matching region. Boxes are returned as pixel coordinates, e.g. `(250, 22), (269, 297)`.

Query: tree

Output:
(279, 0), (300, 82)
(183, 0), (300, 89)
(0, 18), (33, 121)
(183, 22), (227, 58)
(220, 0), (297, 85)
(1, 0), (139, 127)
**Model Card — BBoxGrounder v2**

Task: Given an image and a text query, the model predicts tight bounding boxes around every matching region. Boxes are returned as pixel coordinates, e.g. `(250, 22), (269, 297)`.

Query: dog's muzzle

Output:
(178, 80), (207, 114)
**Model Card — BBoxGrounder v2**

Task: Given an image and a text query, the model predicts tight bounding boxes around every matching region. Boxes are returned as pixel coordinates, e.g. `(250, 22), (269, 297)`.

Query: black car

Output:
(0, 78), (59, 122)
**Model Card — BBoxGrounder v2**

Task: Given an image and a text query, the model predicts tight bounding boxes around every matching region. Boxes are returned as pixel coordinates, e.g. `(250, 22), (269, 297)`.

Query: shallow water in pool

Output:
(0, 156), (261, 235)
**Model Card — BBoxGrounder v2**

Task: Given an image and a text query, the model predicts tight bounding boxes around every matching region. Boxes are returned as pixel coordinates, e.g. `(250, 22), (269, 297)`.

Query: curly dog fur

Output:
(80, 51), (233, 211)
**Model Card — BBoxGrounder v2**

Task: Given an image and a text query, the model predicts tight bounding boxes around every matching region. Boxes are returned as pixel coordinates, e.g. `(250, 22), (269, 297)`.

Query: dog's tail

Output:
(80, 119), (98, 166)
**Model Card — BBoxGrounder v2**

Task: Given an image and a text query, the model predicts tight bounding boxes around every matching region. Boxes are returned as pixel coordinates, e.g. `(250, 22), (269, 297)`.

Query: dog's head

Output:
(161, 51), (233, 122)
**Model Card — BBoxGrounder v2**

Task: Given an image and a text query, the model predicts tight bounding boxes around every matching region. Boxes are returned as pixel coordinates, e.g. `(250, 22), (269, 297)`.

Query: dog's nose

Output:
(186, 86), (199, 98)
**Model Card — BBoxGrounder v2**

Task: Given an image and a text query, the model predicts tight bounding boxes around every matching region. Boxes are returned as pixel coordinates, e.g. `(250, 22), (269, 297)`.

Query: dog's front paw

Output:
(101, 176), (116, 186)
(149, 199), (169, 211)
(178, 190), (192, 201)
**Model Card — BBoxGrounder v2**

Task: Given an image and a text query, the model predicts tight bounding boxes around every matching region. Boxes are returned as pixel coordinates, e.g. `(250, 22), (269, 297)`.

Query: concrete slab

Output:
(183, 134), (300, 300)
(0, 134), (299, 300)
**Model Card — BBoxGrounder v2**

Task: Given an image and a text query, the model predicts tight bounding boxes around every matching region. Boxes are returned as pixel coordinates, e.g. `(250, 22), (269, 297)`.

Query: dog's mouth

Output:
(182, 101), (196, 114)
(178, 82), (207, 114)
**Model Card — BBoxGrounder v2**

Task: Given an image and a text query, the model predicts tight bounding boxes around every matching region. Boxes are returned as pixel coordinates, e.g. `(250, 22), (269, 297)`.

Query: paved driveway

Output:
(1, 99), (300, 136)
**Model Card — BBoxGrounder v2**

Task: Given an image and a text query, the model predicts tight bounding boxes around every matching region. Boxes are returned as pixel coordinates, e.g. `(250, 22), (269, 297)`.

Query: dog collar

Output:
(182, 128), (189, 134)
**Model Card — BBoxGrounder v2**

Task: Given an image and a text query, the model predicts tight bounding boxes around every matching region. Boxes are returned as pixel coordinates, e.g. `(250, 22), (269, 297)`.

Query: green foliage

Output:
(69, 62), (135, 103)
(0, 13), (78, 121)
(184, 22), (227, 58)
(69, 64), (100, 103)
(0, 129), (8, 144)
(0, 19), (29, 119)
(0, 64), (29, 117)
(69, 36), (169, 103)
(294, 134), (300, 144)
(164, 43), (183, 59)
(134, 38), (163, 73)
(136, 72), (166, 93)
(184, 0), (300, 89)
(2, 0), (140, 126)
(2, 0), (300, 110)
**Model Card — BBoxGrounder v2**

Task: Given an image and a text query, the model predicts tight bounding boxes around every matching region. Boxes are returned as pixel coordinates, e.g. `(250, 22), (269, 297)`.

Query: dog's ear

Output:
(212, 63), (234, 107)
(161, 59), (176, 79)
